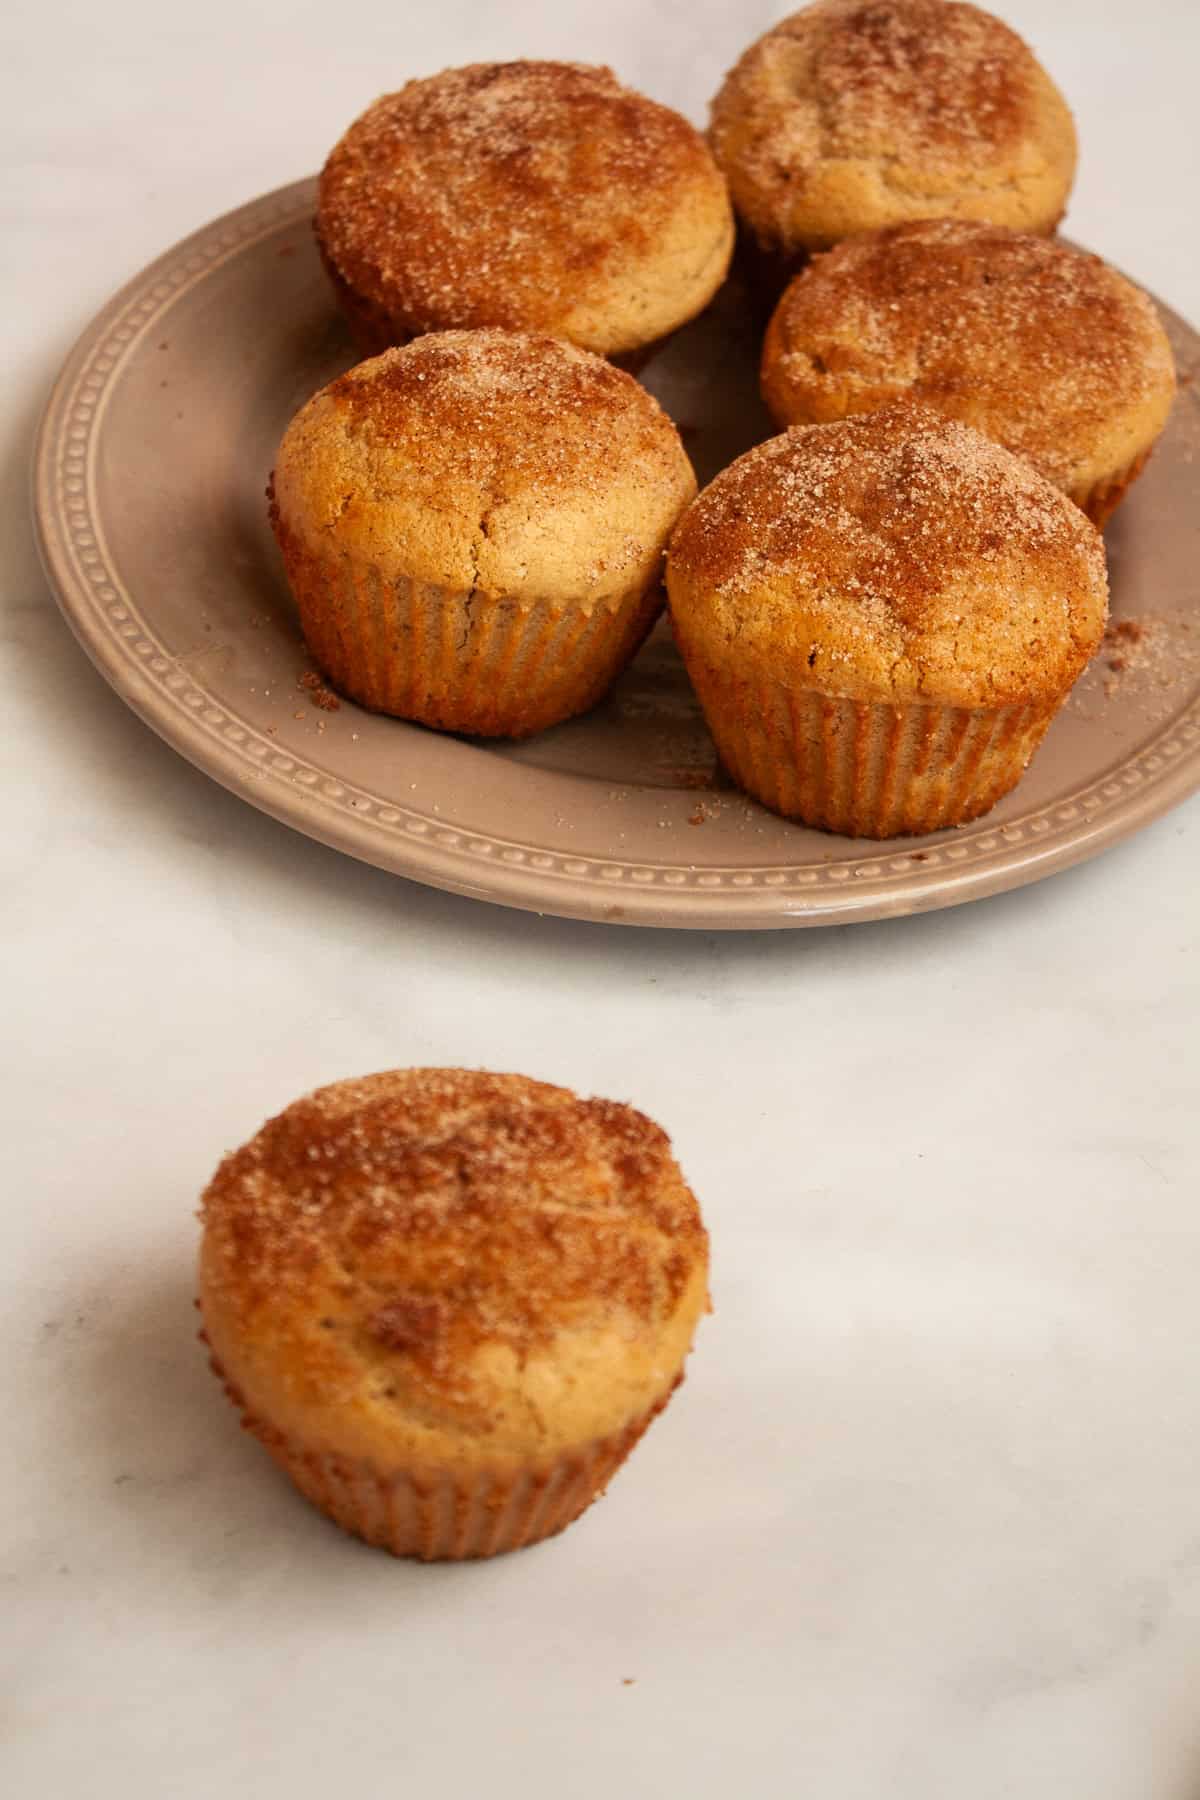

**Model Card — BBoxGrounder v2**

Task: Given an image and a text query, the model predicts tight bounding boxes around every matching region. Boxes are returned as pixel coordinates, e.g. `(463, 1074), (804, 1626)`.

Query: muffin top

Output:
(270, 331), (697, 608)
(199, 1070), (709, 1468)
(762, 221), (1176, 494)
(709, 0), (1077, 251)
(666, 403), (1108, 708)
(317, 61), (735, 357)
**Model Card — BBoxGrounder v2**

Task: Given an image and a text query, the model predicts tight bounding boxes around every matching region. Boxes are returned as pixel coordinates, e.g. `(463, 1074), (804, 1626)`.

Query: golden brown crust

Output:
(710, 0), (1077, 254)
(199, 1071), (709, 1466)
(666, 402), (1108, 710)
(761, 220), (1176, 501)
(317, 61), (735, 357)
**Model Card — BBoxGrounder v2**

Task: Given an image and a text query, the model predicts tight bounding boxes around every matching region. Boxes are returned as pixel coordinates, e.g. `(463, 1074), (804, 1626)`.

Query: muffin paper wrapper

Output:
(315, 229), (409, 357)
(678, 653), (1061, 837)
(207, 1343), (674, 1560)
(285, 542), (662, 739)
(265, 1417), (657, 1560)
(1071, 445), (1154, 528)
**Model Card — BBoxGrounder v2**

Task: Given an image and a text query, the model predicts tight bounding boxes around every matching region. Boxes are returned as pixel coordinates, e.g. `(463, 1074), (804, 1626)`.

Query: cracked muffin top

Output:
(709, 0), (1076, 255)
(316, 61), (734, 359)
(269, 331), (697, 608)
(199, 1069), (710, 1466)
(666, 402), (1108, 710)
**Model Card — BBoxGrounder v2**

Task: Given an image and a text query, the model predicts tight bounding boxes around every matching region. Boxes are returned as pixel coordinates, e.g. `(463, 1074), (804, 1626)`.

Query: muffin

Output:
(666, 403), (1108, 837)
(710, 0), (1076, 290)
(199, 1069), (709, 1561)
(268, 330), (697, 737)
(762, 221), (1176, 526)
(316, 61), (735, 366)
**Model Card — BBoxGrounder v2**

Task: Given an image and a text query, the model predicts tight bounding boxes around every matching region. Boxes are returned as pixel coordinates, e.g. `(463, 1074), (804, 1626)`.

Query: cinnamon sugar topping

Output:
(763, 220), (1176, 488)
(668, 403), (1109, 707)
(678, 403), (1097, 612)
(317, 62), (732, 350)
(201, 1071), (706, 1388)
(776, 0), (1034, 164)
(709, 0), (1077, 252)
(327, 330), (673, 498)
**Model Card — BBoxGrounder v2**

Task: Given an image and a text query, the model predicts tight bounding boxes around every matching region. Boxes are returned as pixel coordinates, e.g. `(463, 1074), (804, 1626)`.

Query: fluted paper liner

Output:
(207, 1344), (676, 1560)
(315, 231), (407, 358)
(284, 540), (662, 739)
(679, 655), (1062, 837)
(1071, 445), (1154, 529)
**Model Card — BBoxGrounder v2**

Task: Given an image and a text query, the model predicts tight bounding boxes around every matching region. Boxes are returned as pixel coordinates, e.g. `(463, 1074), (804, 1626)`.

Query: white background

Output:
(4, 2), (1200, 1795)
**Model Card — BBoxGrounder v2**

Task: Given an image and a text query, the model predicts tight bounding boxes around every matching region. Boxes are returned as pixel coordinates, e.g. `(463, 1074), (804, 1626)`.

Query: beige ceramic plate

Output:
(33, 178), (1200, 928)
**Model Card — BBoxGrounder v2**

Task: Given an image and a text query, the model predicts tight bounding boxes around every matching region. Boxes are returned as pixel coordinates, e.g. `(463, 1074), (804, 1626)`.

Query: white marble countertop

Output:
(4, 1), (1200, 1794)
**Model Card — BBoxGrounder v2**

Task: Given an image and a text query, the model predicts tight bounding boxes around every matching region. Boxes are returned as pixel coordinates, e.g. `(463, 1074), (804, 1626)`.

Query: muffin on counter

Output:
(666, 403), (1109, 838)
(710, 0), (1076, 288)
(316, 60), (735, 365)
(268, 330), (697, 737)
(761, 220), (1176, 526)
(199, 1069), (710, 1561)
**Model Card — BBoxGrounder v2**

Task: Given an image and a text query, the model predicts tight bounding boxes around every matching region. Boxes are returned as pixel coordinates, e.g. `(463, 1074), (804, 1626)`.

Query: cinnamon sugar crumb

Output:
(1099, 615), (1173, 698)
(664, 768), (722, 791)
(299, 670), (341, 711)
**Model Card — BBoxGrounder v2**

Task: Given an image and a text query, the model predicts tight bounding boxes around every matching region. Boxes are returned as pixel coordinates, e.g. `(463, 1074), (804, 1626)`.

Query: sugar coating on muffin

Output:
(199, 1070), (710, 1558)
(710, 0), (1077, 257)
(317, 61), (735, 359)
(761, 220), (1176, 522)
(667, 403), (1108, 835)
(669, 404), (1106, 706)
(269, 330), (697, 736)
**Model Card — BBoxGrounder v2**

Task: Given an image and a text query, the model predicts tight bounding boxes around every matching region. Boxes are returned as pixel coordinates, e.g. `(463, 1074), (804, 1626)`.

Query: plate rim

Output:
(31, 175), (1200, 930)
